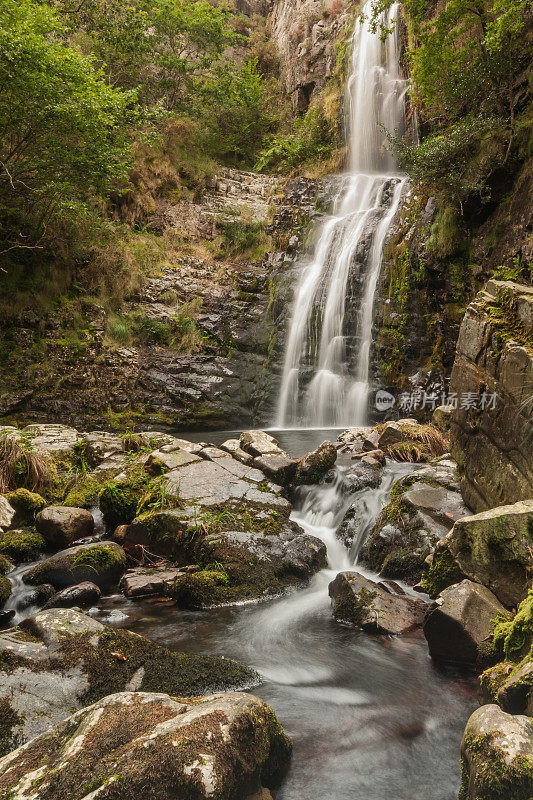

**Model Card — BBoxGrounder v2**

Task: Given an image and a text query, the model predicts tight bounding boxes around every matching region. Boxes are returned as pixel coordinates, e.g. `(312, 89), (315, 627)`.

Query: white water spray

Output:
(277, 1), (407, 428)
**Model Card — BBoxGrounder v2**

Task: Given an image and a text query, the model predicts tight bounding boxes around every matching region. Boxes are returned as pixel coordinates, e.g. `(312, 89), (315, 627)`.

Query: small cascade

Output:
(277, 1), (407, 428)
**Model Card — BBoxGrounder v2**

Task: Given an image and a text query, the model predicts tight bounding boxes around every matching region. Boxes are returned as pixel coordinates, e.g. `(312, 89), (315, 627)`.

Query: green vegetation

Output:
(5, 488), (47, 523)
(492, 590), (533, 661)
(460, 731), (533, 800)
(0, 529), (46, 562)
(0, 575), (12, 605)
(371, 0), (532, 207)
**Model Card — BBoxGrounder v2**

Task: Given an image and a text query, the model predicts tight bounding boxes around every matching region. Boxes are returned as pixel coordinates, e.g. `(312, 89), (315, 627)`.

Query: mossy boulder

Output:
(0, 575), (11, 607)
(22, 542), (126, 592)
(294, 441), (337, 486)
(443, 500), (533, 608)
(0, 608), (258, 748)
(0, 529), (45, 562)
(459, 705), (533, 800)
(0, 555), (11, 575)
(492, 589), (533, 662)
(0, 690), (291, 800)
(5, 488), (46, 525)
(63, 473), (108, 508)
(419, 544), (466, 598)
(98, 469), (152, 529)
(170, 570), (230, 608)
(360, 459), (468, 586)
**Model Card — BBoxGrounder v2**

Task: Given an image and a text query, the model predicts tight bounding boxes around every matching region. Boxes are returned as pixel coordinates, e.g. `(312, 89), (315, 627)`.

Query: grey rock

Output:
(120, 566), (186, 598)
(423, 579), (511, 664)
(43, 581), (101, 610)
(22, 542), (126, 592)
(35, 506), (94, 547)
(0, 496), (15, 531)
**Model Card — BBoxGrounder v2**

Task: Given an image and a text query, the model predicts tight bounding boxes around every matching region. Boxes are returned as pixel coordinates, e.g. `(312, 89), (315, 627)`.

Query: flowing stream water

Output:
(277, 1), (407, 428)
(92, 438), (476, 800)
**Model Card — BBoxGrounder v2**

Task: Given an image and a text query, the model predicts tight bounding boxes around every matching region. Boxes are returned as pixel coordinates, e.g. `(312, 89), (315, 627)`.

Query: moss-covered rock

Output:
(98, 468), (153, 529)
(0, 575), (11, 606)
(5, 488), (46, 525)
(0, 608), (258, 747)
(170, 570), (230, 608)
(419, 545), (465, 598)
(493, 589), (533, 662)
(22, 542), (126, 591)
(63, 474), (107, 508)
(459, 705), (533, 800)
(444, 500), (533, 608)
(0, 555), (11, 575)
(294, 440), (337, 486)
(0, 528), (45, 562)
(0, 690), (291, 800)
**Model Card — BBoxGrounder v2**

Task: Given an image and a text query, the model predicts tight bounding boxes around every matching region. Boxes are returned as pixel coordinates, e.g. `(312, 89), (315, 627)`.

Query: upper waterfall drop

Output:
(277, 1), (407, 429)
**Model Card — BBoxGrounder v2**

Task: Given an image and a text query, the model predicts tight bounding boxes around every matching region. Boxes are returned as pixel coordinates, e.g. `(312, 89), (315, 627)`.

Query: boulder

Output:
(0, 528), (46, 562)
(423, 580), (511, 664)
(0, 496), (15, 531)
(0, 608), (257, 750)
(120, 566), (186, 598)
(294, 441), (337, 485)
(432, 404), (454, 432)
(43, 581), (101, 609)
(22, 542), (126, 592)
(219, 438), (254, 465)
(460, 705), (533, 800)
(4, 488), (46, 525)
(253, 453), (296, 485)
(239, 430), (286, 458)
(443, 500), (533, 608)
(35, 505), (95, 547)
(328, 571), (426, 635)
(0, 691), (291, 800)
(449, 281), (533, 512)
(360, 459), (468, 585)
(494, 660), (533, 715)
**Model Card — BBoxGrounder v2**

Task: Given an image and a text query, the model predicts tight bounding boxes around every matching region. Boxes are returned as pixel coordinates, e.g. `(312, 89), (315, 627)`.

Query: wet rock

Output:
(329, 571), (427, 635)
(0, 575), (11, 607)
(0, 496), (15, 531)
(460, 705), (533, 800)
(423, 580), (511, 664)
(0, 690), (291, 800)
(43, 581), (101, 610)
(0, 608), (257, 749)
(360, 459), (468, 584)
(294, 441), (337, 486)
(0, 609), (15, 628)
(440, 500), (533, 608)
(450, 281), (533, 512)
(253, 453), (296, 485)
(22, 542), (126, 592)
(35, 506), (94, 547)
(120, 566), (186, 598)
(219, 438), (255, 465)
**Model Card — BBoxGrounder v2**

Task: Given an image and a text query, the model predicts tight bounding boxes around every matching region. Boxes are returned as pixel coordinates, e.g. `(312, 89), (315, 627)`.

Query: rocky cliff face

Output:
(450, 280), (533, 512)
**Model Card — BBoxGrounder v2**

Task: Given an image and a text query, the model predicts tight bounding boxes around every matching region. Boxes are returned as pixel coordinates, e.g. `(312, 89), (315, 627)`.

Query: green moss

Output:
(381, 549), (428, 582)
(98, 468), (151, 528)
(492, 589), (533, 660)
(0, 574), (12, 605)
(479, 661), (514, 701)
(0, 529), (45, 562)
(63, 474), (106, 508)
(420, 548), (464, 598)
(0, 554), (11, 575)
(5, 488), (46, 523)
(170, 570), (231, 608)
(57, 627), (257, 705)
(459, 731), (533, 800)
(71, 544), (123, 573)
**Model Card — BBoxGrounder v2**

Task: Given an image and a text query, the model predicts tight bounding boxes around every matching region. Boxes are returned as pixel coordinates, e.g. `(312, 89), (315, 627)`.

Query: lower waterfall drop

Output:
(277, 1), (407, 428)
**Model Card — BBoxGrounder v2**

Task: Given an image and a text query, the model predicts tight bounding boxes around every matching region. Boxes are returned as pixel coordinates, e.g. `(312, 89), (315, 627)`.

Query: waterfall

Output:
(277, 1), (407, 428)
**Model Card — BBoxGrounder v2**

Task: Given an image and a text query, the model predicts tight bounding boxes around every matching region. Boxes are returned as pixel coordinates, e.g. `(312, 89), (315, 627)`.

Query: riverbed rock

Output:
(440, 500), (533, 608)
(460, 704), (533, 800)
(43, 581), (101, 609)
(0, 608), (257, 751)
(219, 438), (255, 465)
(23, 423), (87, 456)
(359, 459), (468, 584)
(4, 488), (46, 525)
(0, 528), (46, 563)
(423, 580), (511, 665)
(240, 430), (286, 458)
(432, 404), (454, 433)
(0, 690), (291, 800)
(376, 420), (448, 462)
(35, 505), (94, 547)
(450, 280), (533, 512)
(329, 571), (427, 635)
(22, 541), (126, 592)
(0, 496), (15, 532)
(294, 441), (337, 486)
(120, 566), (186, 598)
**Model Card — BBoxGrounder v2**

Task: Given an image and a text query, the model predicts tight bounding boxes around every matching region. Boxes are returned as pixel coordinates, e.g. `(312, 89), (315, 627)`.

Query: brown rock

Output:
(35, 506), (94, 547)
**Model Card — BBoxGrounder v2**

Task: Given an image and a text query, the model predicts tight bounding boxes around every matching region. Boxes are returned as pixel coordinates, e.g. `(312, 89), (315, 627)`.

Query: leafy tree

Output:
(0, 0), (143, 256)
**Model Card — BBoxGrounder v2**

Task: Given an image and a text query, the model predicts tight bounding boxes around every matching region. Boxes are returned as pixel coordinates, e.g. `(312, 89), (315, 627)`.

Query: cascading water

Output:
(277, 1), (407, 428)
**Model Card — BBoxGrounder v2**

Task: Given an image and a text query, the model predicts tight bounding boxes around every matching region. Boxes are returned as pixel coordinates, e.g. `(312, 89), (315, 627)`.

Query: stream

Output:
(87, 428), (477, 800)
